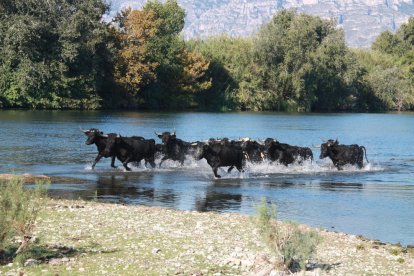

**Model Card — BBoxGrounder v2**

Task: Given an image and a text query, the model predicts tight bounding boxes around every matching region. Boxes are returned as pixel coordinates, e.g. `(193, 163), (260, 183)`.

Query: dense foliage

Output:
(188, 10), (414, 112)
(0, 1), (413, 111)
(0, 0), (115, 109)
(112, 0), (211, 109)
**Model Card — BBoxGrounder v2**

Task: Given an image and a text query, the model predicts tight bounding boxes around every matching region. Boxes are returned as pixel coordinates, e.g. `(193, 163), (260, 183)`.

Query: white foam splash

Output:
(85, 155), (385, 177)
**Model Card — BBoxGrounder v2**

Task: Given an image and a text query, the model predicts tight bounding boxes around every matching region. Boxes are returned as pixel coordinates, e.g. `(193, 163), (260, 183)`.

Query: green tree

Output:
(254, 10), (360, 111)
(0, 0), (114, 109)
(188, 36), (261, 110)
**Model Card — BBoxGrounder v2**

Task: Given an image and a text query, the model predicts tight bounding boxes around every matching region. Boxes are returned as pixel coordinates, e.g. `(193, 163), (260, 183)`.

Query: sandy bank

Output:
(1, 199), (413, 275)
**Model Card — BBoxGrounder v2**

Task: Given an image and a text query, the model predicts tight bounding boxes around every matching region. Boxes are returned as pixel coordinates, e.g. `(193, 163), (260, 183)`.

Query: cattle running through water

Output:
(82, 129), (369, 177)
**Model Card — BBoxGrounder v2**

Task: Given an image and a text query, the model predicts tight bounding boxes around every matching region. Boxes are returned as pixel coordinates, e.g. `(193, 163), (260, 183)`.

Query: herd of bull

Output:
(82, 128), (369, 178)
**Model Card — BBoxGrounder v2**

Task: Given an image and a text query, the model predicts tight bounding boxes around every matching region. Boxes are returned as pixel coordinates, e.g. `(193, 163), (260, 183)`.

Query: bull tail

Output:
(361, 146), (369, 163)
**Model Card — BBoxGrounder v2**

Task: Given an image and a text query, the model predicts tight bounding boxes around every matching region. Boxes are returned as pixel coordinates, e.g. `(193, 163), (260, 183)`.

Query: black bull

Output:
(102, 134), (157, 171)
(82, 128), (116, 169)
(195, 142), (244, 178)
(264, 138), (313, 166)
(155, 131), (192, 167)
(319, 139), (369, 170)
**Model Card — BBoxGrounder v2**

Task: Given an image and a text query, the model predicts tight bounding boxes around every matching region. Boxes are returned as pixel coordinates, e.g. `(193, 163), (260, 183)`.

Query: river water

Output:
(1, 110), (413, 245)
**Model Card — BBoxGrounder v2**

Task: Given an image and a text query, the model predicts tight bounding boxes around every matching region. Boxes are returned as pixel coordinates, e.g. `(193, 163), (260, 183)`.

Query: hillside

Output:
(107, 0), (414, 47)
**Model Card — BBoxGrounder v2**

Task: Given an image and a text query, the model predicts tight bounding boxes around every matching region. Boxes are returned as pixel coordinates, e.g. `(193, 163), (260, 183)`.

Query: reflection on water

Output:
(1, 110), (414, 245)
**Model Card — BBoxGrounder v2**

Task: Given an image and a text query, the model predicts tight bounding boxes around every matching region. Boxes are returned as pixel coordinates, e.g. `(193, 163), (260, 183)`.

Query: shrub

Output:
(356, 244), (365, 250)
(397, 257), (405, 264)
(0, 176), (49, 263)
(389, 248), (401, 256)
(256, 198), (322, 271)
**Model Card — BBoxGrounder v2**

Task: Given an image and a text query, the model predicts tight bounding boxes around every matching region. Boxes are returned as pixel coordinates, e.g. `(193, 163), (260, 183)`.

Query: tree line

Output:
(0, 0), (413, 111)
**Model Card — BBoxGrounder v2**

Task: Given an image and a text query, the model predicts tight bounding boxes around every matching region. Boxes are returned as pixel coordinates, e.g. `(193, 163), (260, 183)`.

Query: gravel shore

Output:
(1, 199), (413, 275)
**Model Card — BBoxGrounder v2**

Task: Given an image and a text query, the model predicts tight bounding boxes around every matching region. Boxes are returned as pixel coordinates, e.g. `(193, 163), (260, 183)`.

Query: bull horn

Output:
(154, 130), (162, 136)
(101, 134), (108, 138)
(313, 144), (321, 148)
(172, 129), (176, 136)
(191, 142), (198, 146)
(79, 127), (88, 133)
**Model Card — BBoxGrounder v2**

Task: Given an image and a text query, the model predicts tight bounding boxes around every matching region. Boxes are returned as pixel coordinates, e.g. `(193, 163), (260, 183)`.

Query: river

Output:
(1, 110), (413, 245)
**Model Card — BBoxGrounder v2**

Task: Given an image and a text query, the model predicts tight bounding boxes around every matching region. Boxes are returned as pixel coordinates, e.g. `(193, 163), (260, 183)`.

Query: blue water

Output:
(1, 110), (413, 245)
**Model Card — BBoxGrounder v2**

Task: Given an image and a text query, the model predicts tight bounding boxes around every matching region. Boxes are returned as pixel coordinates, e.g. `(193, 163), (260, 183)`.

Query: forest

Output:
(0, 0), (413, 112)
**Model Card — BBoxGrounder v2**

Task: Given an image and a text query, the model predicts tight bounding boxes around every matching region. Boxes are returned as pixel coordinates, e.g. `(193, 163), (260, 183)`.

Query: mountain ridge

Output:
(106, 0), (414, 47)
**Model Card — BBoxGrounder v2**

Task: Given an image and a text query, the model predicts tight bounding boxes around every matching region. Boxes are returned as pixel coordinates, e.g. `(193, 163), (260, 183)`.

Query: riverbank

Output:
(1, 199), (413, 275)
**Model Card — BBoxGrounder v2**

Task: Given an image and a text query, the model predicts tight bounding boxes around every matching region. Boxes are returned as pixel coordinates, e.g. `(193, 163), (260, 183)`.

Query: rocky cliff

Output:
(107, 0), (414, 47)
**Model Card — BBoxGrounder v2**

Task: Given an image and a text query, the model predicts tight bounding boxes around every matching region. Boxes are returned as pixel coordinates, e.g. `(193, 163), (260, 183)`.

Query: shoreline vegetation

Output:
(1, 174), (414, 275)
(1, 1), (414, 112)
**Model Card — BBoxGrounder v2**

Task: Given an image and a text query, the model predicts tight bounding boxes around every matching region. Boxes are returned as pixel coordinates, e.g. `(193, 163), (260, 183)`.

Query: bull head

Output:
(326, 139), (338, 147)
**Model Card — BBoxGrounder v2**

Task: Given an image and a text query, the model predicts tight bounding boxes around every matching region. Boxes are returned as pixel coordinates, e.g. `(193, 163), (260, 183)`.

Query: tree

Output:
(368, 67), (411, 111)
(0, 0), (113, 109)
(113, 0), (211, 109)
(113, 9), (159, 96)
(254, 10), (358, 111)
(372, 31), (401, 55)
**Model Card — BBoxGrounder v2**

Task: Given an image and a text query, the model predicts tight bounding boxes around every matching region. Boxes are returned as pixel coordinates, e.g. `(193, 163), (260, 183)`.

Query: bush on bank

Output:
(256, 198), (322, 271)
(0, 177), (48, 264)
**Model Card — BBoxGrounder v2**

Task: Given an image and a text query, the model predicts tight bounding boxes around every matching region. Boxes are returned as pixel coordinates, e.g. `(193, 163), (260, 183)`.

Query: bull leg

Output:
(159, 156), (168, 168)
(236, 164), (244, 173)
(227, 166), (234, 173)
(110, 156), (117, 168)
(213, 167), (221, 178)
(149, 157), (156, 168)
(334, 162), (343, 171)
(122, 157), (132, 171)
(145, 158), (156, 168)
(92, 154), (103, 169)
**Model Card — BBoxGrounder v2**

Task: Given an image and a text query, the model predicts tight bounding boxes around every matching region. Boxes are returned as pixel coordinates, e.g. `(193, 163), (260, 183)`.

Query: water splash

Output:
(85, 155), (385, 178)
